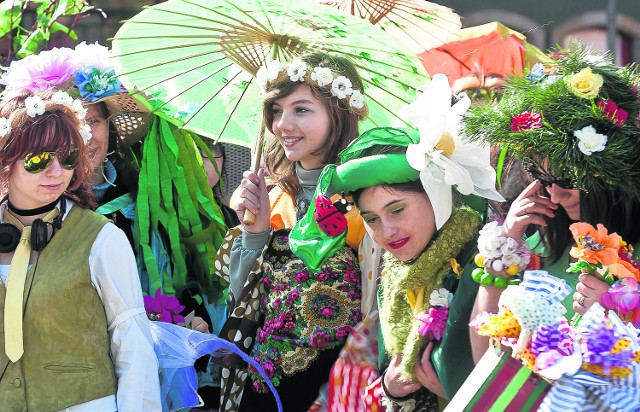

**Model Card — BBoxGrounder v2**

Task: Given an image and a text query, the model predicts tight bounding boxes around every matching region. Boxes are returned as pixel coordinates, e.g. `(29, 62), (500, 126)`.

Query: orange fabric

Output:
(419, 21), (548, 83)
(267, 186), (365, 250)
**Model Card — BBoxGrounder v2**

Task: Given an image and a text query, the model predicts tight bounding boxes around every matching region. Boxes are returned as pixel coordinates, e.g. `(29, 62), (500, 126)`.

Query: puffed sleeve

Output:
(89, 223), (162, 412)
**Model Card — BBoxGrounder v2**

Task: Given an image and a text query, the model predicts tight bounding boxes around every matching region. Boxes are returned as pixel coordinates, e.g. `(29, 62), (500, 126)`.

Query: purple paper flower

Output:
(415, 306), (449, 341)
(143, 289), (185, 324)
(1, 48), (77, 92)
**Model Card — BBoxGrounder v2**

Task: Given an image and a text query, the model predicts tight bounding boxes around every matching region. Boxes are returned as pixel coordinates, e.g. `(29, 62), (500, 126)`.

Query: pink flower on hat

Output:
(1, 48), (76, 92)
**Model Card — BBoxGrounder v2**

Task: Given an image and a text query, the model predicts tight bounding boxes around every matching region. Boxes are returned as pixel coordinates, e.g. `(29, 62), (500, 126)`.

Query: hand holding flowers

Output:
(568, 222), (640, 322)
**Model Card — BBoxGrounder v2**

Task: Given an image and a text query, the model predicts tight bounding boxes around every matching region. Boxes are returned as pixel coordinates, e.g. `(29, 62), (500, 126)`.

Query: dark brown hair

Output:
(0, 90), (96, 209)
(262, 52), (368, 197)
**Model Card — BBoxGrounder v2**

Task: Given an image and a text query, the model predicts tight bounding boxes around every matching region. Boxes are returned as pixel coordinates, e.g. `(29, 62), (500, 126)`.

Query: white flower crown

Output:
(0, 91), (92, 143)
(256, 59), (366, 110)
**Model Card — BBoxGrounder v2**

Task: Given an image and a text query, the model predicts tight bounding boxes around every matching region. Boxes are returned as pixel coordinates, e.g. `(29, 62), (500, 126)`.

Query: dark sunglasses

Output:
(23, 149), (79, 173)
(528, 168), (574, 189)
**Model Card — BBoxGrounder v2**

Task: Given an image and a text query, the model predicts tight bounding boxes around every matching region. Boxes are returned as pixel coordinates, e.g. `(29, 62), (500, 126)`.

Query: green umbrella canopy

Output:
(110, 0), (429, 148)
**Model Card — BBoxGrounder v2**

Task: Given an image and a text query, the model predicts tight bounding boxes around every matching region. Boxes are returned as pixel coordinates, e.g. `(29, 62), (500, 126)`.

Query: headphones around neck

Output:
(0, 196), (67, 253)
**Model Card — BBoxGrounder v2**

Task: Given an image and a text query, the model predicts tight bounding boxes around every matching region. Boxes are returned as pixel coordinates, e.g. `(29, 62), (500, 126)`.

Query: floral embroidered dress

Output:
(214, 164), (366, 412)
(249, 230), (362, 392)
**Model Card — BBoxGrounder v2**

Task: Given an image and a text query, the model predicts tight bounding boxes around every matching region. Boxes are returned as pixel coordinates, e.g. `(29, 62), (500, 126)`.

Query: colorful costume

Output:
(295, 75), (503, 410)
(0, 200), (161, 411)
(215, 165), (368, 412)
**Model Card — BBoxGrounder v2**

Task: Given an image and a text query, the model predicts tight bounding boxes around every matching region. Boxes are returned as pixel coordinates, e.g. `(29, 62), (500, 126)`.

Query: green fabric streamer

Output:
(134, 116), (229, 303)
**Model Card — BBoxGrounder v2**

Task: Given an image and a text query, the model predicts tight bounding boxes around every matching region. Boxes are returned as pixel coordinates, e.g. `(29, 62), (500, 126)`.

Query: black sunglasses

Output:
(23, 149), (79, 174)
(528, 168), (574, 190)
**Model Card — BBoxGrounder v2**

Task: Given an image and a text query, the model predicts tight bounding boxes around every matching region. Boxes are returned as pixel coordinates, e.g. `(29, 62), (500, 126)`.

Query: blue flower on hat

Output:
(73, 66), (124, 102)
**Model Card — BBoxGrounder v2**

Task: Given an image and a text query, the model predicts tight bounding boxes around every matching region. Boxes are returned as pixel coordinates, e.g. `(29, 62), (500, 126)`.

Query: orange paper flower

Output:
(569, 223), (620, 266)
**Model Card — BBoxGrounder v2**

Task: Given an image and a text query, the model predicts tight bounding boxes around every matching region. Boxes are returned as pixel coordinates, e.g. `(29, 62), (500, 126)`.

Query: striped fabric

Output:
(540, 303), (640, 411)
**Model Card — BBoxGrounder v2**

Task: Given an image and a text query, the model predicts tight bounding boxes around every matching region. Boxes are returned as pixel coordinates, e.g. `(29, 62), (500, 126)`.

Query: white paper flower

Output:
(51, 91), (73, 105)
(256, 59), (281, 91)
(80, 123), (92, 143)
(287, 60), (307, 82)
(349, 89), (365, 109)
(331, 76), (353, 99)
(73, 41), (112, 71)
(25, 96), (46, 117)
(311, 66), (333, 87)
(72, 99), (87, 120)
(429, 288), (453, 308)
(0, 117), (11, 137)
(574, 125), (607, 155)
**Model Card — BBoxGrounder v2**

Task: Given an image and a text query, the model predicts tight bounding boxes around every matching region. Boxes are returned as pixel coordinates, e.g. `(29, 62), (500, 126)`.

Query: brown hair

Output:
(0, 90), (96, 209)
(262, 52), (368, 197)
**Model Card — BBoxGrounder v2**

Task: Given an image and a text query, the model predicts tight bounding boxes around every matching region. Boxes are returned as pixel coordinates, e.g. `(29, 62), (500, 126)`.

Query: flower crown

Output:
(256, 59), (366, 110)
(0, 91), (92, 143)
(462, 45), (640, 200)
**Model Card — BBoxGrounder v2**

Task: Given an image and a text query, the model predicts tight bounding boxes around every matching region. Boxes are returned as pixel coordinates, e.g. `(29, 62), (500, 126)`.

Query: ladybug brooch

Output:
(314, 195), (353, 237)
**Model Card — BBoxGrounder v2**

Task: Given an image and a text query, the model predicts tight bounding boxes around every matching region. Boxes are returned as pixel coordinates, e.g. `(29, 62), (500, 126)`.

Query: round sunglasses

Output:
(23, 149), (79, 174)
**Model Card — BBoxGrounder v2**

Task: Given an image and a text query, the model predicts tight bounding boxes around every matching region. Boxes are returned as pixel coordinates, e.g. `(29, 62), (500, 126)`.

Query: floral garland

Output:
(256, 58), (365, 109)
(379, 206), (482, 379)
(462, 45), (640, 200)
(0, 90), (92, 143)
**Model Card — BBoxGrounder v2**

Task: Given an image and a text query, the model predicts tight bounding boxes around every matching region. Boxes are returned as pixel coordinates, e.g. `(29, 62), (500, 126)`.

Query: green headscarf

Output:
(289, 127), (420, 272)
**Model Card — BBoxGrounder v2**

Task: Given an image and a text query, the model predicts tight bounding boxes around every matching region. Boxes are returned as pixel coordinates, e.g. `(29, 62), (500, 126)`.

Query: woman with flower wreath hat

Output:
(214, 51), (370, 411)
(462, 44), (640, 362)
(291, 74), (504, 411)
(0, 89), (161, 410)
(0, 42), (150, 248)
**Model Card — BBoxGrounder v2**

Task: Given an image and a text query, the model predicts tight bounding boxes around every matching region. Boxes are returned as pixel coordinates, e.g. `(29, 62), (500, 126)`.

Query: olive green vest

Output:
(0, 206), (117, 411)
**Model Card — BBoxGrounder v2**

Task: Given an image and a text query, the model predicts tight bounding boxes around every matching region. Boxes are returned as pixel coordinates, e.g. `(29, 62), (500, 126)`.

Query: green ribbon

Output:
(134, 116), (229, 303)
(95, 193), (135, 215)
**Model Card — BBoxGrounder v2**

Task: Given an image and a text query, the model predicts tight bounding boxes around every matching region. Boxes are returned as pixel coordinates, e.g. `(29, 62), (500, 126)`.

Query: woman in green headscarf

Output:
(293, 74), (504, 410)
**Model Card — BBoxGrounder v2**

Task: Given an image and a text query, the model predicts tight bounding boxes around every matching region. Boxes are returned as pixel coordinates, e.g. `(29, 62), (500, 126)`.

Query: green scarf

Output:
(379, 207), (482, 379)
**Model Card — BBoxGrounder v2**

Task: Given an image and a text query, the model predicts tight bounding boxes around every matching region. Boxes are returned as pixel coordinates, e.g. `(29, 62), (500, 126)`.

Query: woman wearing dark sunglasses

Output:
(0, 90), (161, 410)
(463, 46), (640, 362)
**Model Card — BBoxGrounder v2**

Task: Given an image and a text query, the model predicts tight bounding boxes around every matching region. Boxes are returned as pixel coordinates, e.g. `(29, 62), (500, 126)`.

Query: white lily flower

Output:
(400, 74), (504, 228)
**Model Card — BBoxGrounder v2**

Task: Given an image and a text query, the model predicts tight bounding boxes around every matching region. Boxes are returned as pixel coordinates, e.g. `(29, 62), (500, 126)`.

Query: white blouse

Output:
(0, 202), (161, 411)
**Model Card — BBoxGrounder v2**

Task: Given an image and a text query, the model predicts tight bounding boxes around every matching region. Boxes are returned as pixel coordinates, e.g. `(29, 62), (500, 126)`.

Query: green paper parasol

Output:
(110, 0), (429, 148)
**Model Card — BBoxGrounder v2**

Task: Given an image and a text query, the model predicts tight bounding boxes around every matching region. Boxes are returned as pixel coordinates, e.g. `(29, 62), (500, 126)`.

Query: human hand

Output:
(192, 316), (210, 333)
(414, 342), (445, 399)
(573, 273), (610, 315)
(502, 180), (558, 241)
(383, 354), (422, 398)
(235, 168), (271, 233)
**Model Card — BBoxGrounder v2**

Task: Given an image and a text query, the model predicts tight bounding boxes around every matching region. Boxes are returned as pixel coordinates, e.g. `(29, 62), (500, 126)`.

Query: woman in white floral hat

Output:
(0, 89), (160, 411)
(463, 46), (640, 361)
(215, 51), (370, 412)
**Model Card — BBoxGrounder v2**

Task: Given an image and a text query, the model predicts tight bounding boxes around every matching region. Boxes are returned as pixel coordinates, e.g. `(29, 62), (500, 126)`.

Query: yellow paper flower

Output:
(564, 67), (603, 99)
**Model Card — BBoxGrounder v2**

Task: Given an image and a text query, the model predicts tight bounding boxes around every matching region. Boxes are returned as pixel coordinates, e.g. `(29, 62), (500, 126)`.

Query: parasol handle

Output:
(242, 125), (266, 226)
